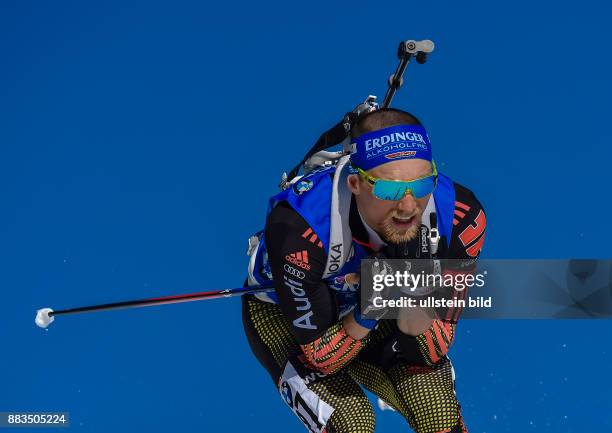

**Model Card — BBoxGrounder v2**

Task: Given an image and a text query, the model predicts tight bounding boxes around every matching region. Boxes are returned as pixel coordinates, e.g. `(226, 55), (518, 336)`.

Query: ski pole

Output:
(34, 284), (274, 329)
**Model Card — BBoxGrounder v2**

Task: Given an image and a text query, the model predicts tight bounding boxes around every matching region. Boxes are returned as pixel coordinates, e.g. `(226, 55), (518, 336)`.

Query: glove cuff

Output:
(352, 307), (378, 330)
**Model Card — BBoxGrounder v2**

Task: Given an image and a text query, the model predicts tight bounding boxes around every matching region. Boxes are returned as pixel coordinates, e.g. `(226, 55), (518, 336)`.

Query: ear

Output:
(347, 174), (361, 195)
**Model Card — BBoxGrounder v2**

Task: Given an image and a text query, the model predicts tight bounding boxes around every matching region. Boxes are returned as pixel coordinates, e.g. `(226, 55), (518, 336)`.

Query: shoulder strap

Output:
(432, 173), (455, 248)
(322, 155), (353, 278)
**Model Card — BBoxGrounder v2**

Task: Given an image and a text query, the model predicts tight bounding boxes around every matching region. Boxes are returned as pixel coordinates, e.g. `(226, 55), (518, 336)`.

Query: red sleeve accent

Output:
(449, 183), (487, 259)
(299, 322), (365, 374)
(416, 319), (456, 365)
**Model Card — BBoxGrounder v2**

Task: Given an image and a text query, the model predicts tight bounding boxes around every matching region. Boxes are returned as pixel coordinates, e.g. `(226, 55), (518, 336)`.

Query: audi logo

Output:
(284, 264), (305, 279)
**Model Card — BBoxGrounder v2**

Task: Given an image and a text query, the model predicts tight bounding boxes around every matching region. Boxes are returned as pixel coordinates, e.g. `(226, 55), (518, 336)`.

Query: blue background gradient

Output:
(1, 1), (611, 431)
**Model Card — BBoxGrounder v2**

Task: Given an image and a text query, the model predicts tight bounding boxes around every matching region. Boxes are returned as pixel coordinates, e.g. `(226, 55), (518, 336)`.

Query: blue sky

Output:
(1, 1), (611, 432)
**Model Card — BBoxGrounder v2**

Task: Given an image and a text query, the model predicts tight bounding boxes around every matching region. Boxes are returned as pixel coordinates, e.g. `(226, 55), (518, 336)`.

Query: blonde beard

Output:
(379, 213), (421, 244)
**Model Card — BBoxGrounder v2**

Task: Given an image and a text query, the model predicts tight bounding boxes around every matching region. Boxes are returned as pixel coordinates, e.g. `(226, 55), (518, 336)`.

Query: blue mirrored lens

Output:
(372, 176), (436, 201)
(410, 176), (436, 198)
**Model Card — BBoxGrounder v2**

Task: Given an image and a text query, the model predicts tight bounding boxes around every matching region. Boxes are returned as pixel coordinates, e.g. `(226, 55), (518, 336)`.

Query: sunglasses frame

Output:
(354, 161), (438, 200)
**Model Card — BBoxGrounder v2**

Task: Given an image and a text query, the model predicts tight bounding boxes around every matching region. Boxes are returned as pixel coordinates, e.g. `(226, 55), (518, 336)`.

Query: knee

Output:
(406, 394), (463, 433)
(395, 363), (465, 433)
(325, 396), (375, 433)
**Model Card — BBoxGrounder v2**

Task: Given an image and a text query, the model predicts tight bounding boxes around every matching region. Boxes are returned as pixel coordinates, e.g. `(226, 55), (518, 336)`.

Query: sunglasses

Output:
(354, 162), (438, 201)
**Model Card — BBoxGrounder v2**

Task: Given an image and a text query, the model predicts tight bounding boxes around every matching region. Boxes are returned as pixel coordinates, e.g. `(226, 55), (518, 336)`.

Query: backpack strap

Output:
(322, 155), (354, 278)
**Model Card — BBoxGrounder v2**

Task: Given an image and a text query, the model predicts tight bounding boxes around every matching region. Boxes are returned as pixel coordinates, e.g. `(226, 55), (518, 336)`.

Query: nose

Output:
(395, 191), (417, 214)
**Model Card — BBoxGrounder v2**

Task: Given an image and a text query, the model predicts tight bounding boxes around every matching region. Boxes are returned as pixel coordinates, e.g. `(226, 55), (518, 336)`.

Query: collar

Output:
(358, 211), (387, 251)
(348, 195), (387, 252)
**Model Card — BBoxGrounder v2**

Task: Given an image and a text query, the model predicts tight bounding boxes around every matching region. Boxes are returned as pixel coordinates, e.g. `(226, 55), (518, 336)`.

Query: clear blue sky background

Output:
(1, 1), (611, 432)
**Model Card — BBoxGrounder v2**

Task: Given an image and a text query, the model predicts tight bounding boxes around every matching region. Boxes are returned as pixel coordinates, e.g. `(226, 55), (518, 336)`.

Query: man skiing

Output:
(243, 107), (486, 433)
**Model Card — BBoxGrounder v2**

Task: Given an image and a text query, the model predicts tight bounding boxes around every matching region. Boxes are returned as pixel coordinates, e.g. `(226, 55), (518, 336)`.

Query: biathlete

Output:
(243, 108), (486, 433)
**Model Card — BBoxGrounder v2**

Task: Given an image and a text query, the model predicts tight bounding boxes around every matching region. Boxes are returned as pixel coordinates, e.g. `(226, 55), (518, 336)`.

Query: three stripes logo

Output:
(454, 200), (486, 258)
(286, 250), (311, 270)
(301, 228), (323, 248)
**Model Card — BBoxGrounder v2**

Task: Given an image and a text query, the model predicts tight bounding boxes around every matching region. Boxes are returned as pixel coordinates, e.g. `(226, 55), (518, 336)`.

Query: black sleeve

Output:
(447, 182), (487, 259)
(393, 183), (486, 366)
(265, 201), (338, 344)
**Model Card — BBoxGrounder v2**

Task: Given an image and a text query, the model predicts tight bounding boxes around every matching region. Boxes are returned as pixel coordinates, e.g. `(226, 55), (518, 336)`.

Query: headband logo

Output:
(364, 132), (425, 151)
(385, 151), (417, 160)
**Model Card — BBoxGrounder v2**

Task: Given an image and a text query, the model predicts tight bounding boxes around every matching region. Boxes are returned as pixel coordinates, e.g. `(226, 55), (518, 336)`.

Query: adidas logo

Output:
(285, 250), (311, 270)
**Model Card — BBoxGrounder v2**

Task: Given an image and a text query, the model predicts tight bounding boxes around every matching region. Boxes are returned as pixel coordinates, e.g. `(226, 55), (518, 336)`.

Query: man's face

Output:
(347, 159), (433, 244)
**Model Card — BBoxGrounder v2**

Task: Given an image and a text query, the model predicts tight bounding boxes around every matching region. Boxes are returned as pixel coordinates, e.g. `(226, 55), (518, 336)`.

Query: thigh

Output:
(352, 320), (467, 433)
(242, 295), (376, 433)
(242, 294), (297, 381)
(387, 358), (466, 433)
(348, 320), (410, 415)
